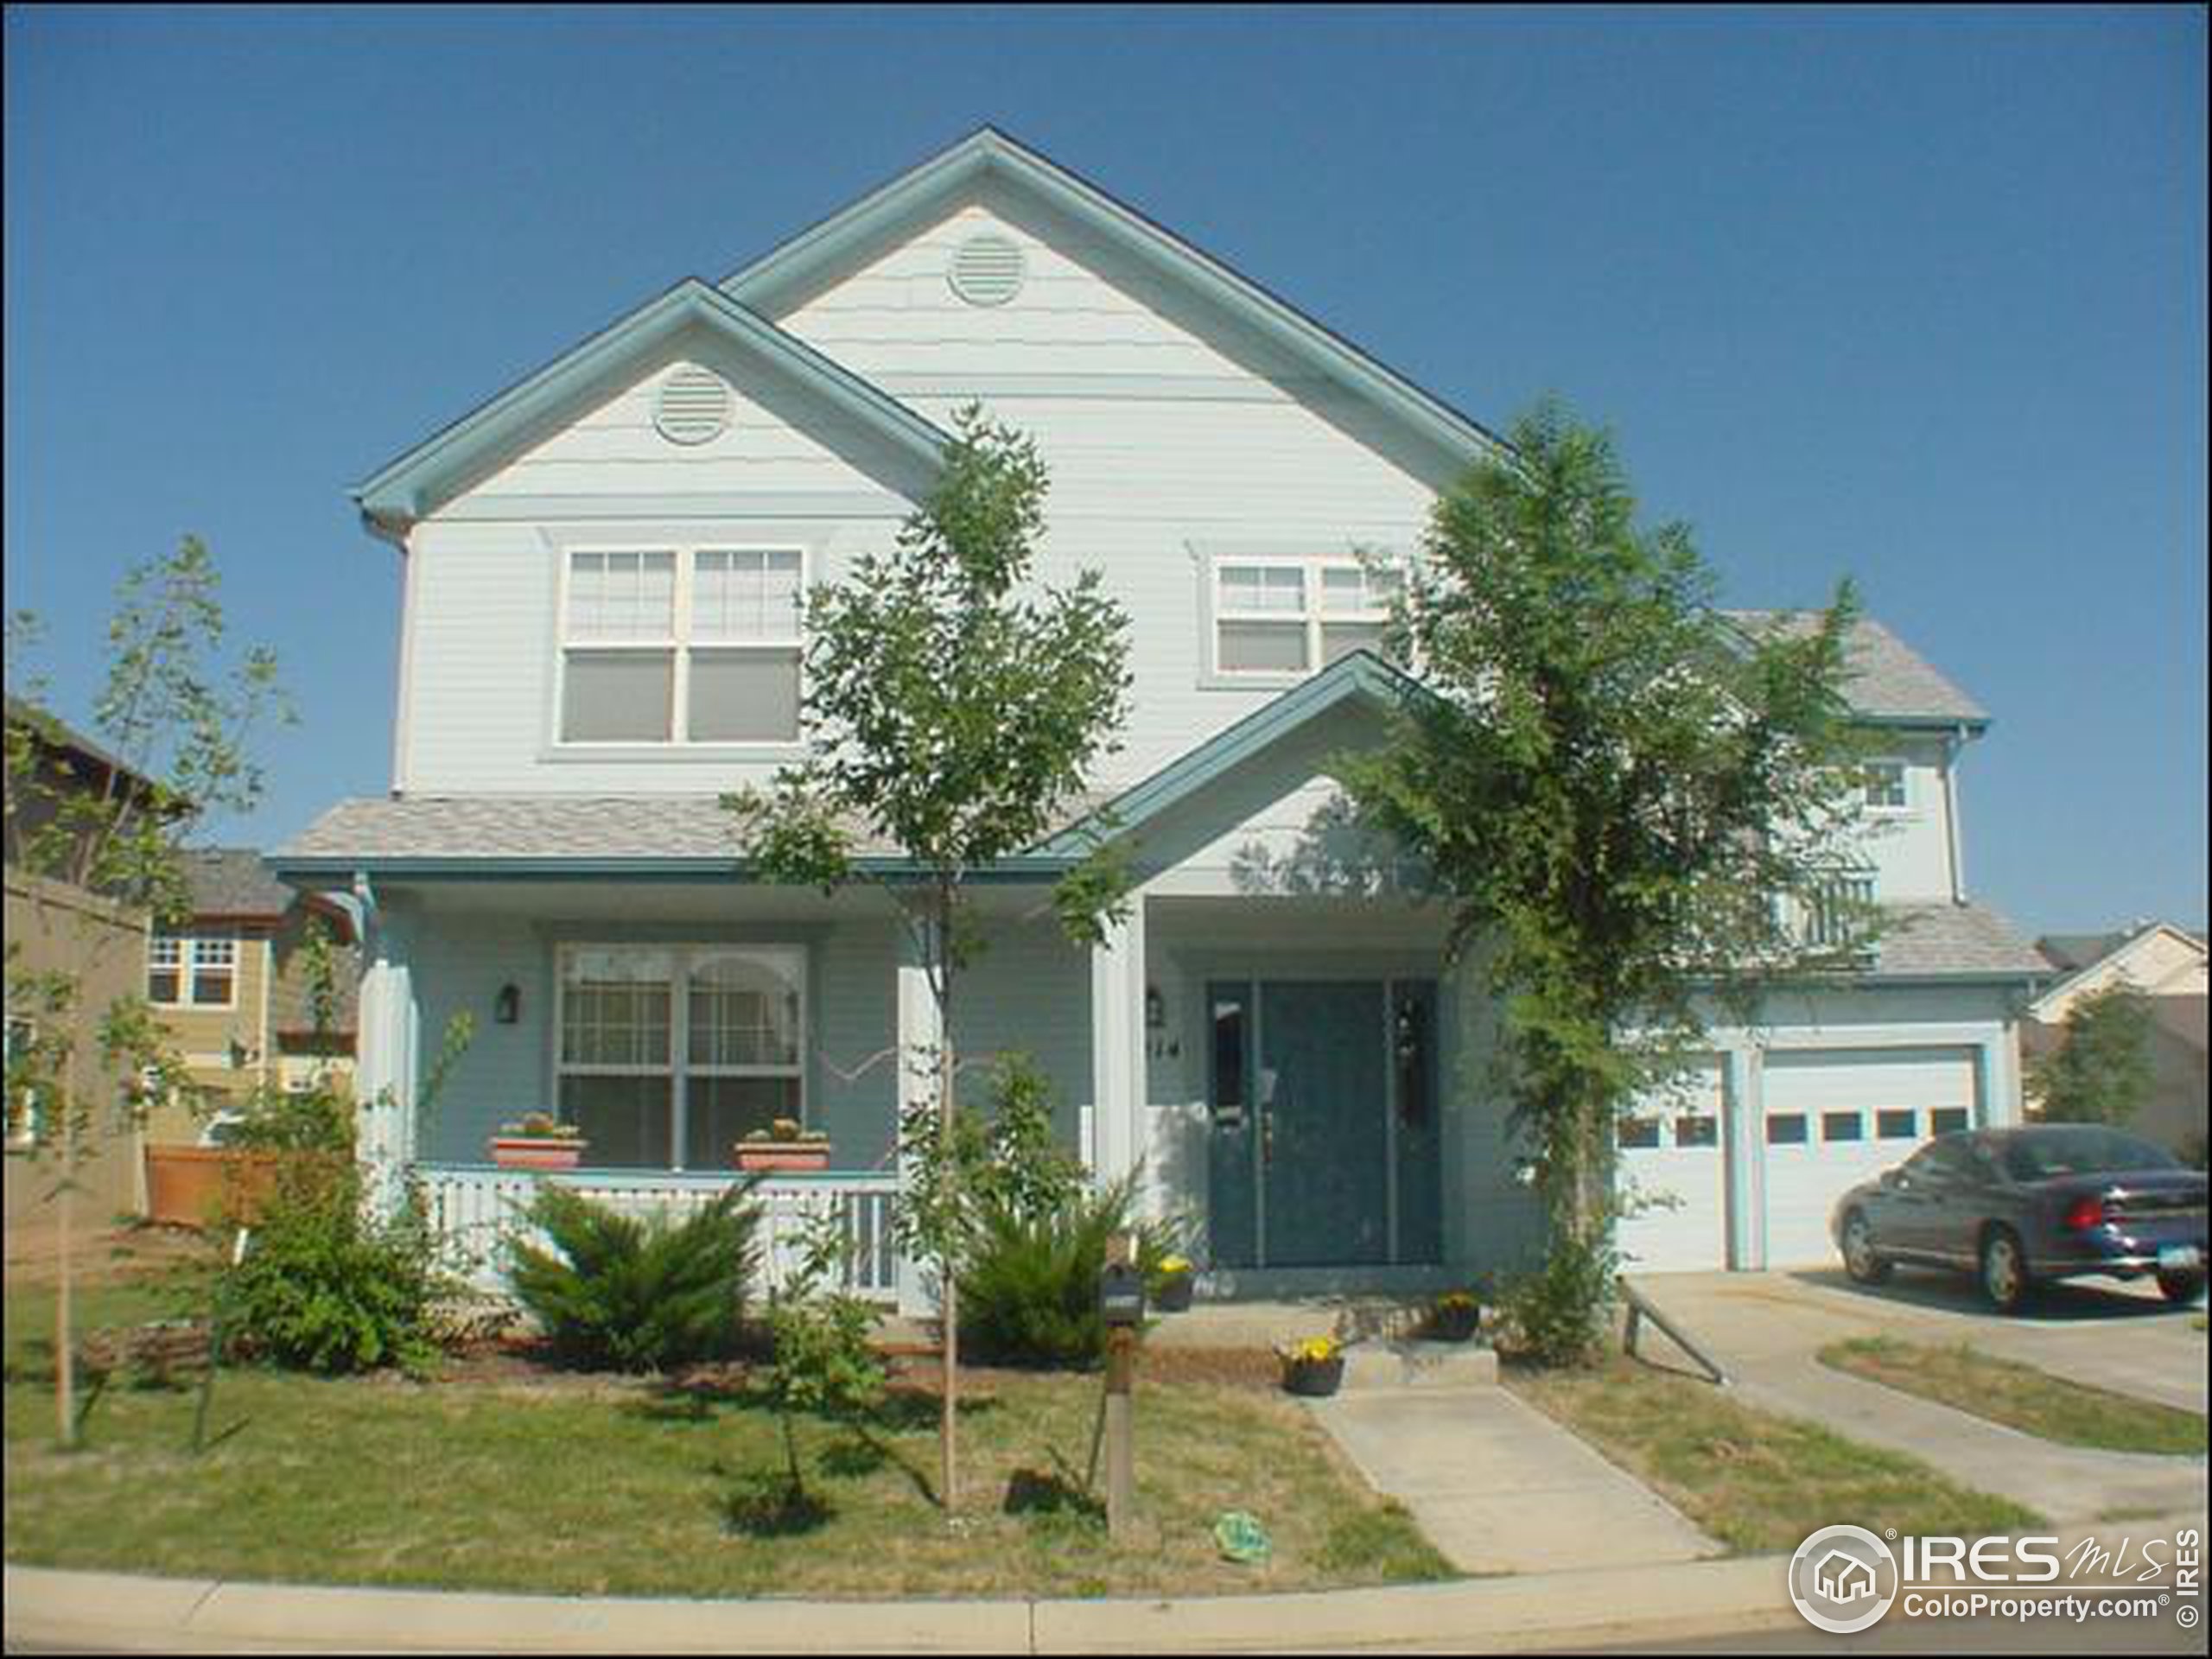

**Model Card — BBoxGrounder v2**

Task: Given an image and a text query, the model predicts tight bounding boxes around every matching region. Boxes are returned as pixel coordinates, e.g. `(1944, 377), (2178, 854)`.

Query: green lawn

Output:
(4, 1271), (1450, 1599)
(1820, 1337), (2209, 1457)
(1505, 1356), (2044, 1554)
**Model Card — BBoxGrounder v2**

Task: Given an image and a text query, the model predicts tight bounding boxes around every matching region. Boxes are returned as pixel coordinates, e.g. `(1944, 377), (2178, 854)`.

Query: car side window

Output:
(1914, 1141), (1974, 1187)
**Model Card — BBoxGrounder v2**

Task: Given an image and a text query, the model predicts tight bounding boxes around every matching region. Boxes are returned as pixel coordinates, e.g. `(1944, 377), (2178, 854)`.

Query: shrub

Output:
(1493, 1230), (1618, 1368)
(957, 1173), (1150, 1368)
(506, 1181), (761, 1372)
(227, 1154), (443, 1375)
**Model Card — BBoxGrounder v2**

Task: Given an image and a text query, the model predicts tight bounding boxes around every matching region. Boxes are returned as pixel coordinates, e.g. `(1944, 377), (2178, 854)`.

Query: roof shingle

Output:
(1725, 613), (1988, 727)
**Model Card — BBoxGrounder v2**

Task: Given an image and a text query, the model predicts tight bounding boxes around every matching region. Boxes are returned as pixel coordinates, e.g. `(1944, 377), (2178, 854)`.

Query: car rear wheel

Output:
(2157, 1271), (2205, 1306)
(1980, 1227), (2031, 1313)
(1841, 1211), (1891, 1285)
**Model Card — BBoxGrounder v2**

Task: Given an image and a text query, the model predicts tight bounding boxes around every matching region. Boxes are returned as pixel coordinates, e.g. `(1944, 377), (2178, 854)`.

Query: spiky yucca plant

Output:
(957, 1173), (1152, 1368)
(507, 1181), (762, 1372)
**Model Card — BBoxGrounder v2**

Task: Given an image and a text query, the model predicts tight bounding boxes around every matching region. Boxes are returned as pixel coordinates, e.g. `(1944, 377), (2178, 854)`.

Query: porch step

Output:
(1342, 1341), (1498, 1391)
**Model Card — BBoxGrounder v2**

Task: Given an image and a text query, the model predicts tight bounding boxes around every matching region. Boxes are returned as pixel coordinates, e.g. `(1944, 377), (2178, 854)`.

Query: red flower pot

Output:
(734, 1142), (831, 1173)
(488, 1136), (586, 1172)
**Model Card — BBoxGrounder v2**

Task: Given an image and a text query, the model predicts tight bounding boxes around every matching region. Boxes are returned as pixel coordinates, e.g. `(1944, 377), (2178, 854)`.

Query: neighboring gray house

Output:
(272, 129), (2047, 1300)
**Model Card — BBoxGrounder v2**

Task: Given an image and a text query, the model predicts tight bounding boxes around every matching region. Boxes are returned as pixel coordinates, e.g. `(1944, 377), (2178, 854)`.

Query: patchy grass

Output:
(5, 1268), (1450, 1599)
(1820, 1337), (2209, 1457)
(1505, 1356), (2043, 1554)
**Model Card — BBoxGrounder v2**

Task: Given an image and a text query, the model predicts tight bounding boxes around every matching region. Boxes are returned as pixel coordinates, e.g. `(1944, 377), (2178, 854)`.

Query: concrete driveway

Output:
(1623, 1270), (2208, 1525)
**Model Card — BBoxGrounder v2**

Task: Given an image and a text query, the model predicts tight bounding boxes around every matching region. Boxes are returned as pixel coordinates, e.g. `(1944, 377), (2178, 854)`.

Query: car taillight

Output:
(2063, 1198), (2110, 1232)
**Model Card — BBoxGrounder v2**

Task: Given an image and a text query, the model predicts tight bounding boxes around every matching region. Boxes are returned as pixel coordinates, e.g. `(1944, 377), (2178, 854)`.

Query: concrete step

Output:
(1342, 1340), (1498, 1390)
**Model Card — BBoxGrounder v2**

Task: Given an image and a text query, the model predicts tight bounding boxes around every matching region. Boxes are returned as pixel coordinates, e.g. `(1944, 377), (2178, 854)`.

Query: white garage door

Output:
(1615, 1057), (1729, 1273)
(1760, 1046), (1979, 1267)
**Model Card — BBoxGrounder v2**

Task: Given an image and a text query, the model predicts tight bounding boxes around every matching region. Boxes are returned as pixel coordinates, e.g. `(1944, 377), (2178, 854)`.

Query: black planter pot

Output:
(1281, 1355), (1345, 1397)
(1427, 1304), (1480, 1344)
(1153, 1274), (1194, 1313)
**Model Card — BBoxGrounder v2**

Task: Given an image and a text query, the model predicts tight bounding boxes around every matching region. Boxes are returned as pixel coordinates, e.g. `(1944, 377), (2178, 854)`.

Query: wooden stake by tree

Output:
(4, 537), (289, 1444)
(728, 406), (1131, 1509)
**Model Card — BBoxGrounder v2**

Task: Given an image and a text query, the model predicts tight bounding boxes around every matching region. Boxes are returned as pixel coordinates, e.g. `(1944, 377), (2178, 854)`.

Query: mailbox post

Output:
(1098, 1232), (1145, 1541)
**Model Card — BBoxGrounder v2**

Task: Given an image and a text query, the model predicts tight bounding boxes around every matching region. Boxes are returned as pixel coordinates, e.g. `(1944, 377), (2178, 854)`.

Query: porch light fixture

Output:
(495, 983), (521, 1026)
(1145, 985), (1166, 1031)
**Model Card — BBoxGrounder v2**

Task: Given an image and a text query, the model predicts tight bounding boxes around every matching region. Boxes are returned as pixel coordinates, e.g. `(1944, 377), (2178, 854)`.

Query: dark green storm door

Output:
(1206, 978), (1441, 1269)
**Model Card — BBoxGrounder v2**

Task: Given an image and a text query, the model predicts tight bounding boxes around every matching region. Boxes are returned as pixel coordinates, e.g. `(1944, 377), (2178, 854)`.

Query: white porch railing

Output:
(413, 1163), (906, 1306)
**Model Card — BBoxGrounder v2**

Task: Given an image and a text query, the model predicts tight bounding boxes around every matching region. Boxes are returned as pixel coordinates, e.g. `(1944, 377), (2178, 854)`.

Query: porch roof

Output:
(267, 792), (1103, 883)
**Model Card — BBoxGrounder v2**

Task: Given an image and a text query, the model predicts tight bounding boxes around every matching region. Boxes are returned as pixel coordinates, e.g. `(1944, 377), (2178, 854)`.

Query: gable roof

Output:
(1722, 612), (1989, 730)
(721, 126), (1510, 481)
(1036, 650), (1418, 859)
(181, 847), (296, 920)
(352, 279), (952, 535)
(2031, 919), (2208, 1014)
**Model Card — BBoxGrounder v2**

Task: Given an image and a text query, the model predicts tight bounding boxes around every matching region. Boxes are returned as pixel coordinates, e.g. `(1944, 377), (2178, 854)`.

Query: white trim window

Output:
(555, 944), (805, 1170)
(557, 546), (804, 746)
(1860, 760), (1910, 812)
(1211, 556), (1401, 679)
(149, 935), (236, 1007)
(5, 1015), (38, 1151)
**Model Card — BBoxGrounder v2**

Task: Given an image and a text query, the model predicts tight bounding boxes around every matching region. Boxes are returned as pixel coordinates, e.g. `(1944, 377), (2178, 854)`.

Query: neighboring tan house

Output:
(2026, 923), (2209, 1160)
(4, 696), (160, 1236)
(143, 848), (359, 1144)
(271, 128), (2047, 1301)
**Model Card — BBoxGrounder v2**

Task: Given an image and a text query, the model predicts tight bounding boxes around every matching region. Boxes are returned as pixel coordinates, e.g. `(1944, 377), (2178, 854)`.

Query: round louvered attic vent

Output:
(654, 365), (732, 445)
(948, 232), (1026, 307)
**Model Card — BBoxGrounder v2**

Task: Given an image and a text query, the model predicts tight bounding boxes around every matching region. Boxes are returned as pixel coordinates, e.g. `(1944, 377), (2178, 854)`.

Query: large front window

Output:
(1211, 556), (1400, 678)
(558, 546), (803, 745)
(555, 944), (804, 1169)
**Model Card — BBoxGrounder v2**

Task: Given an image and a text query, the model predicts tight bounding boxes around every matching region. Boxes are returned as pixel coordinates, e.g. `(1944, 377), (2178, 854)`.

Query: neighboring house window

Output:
(148, 936), (184, 1004)
(149, 934), (236, 1007)
(1861, 760), (1909, 811)
(1211, 556), (1400, 678)
(558, 547), (803, 745)
(189, 938), (237, 1007)
(5, 1016), (37, 1150)
(555, 944), (804, 1170)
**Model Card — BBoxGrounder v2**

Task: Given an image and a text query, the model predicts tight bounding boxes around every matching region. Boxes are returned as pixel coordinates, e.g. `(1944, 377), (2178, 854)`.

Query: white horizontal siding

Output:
(463, 359), (893, 501)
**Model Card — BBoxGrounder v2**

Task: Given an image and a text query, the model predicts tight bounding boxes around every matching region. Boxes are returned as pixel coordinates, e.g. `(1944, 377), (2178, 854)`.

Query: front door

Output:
(1206, 977), (1435, 1269)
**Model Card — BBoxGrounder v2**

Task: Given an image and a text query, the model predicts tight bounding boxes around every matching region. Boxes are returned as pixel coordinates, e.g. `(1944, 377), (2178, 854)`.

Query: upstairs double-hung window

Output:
(560, 547), (803, 745)
(1211, 557), (1401, 678)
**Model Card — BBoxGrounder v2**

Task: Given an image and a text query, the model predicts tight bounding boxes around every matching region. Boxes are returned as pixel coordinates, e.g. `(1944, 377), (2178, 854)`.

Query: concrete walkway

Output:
(1309, 1384), (1720, 1575)
(1624, 1272), (2209, 1525)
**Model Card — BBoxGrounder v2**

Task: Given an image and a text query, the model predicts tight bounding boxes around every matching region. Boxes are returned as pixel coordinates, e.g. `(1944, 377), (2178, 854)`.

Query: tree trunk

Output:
(935, 885), (960, 1513)
(56, 1045), (78, 1448)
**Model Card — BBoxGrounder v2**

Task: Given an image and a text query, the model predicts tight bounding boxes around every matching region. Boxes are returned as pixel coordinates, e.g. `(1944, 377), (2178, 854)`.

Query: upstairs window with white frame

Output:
(1860, 760), (1910, 811)
(149, 935), (236, 1007)
(1211, 556), (1401, 678)
(559, 547), (803, 746)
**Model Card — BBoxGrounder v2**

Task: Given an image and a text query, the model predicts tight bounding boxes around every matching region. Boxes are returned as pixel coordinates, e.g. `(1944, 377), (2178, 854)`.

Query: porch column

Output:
(351, 894), (419, 1218)
(1089, 894), (1147, 1187)
(893, 920), (944, 1319)
(1976, 1034), (2015, 1128)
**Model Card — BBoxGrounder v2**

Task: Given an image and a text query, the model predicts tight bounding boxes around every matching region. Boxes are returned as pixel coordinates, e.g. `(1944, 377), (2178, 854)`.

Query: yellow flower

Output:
(1158, 1255), (1192, 1275)
(1281, 1335), (1338, 1365)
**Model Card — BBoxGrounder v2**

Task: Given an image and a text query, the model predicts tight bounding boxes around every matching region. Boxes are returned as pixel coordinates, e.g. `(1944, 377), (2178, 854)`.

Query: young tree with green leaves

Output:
(727, 405), (1131, 1509)
(4, 535), (289, 1442)
(1344, 402), (1871, 1363)
(2027, 983), (2156, 1128)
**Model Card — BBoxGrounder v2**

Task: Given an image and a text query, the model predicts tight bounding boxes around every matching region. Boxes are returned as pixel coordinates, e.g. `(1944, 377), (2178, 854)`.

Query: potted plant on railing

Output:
(734, 1117), (833, 1173)
(1424, 1289), (1481, 1344)
(1149, 1253), (1196, 1313)
(1277, 1334), (1346, 1397)
(487, 1112), (588, 1172)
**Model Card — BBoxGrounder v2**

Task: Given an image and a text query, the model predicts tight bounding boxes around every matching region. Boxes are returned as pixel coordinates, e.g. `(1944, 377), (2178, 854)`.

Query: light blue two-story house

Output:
(274, 130), (2046, 1303)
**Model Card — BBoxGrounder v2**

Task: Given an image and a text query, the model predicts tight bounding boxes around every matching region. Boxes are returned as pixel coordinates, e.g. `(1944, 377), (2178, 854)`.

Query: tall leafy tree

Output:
(727, 406), (1131, 1508)
(1344, 402), (1870, 1362)
(2027, 983), (2156, 1128)
(5, 535), (289, 1442)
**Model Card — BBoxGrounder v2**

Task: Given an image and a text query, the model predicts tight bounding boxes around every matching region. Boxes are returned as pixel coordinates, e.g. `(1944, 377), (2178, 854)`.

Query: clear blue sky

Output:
(5, 7), (2204, 935)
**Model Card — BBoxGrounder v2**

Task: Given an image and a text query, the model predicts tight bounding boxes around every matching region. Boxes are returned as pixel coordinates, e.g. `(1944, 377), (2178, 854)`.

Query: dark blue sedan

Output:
(1832, 1125), (2208, 1313)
